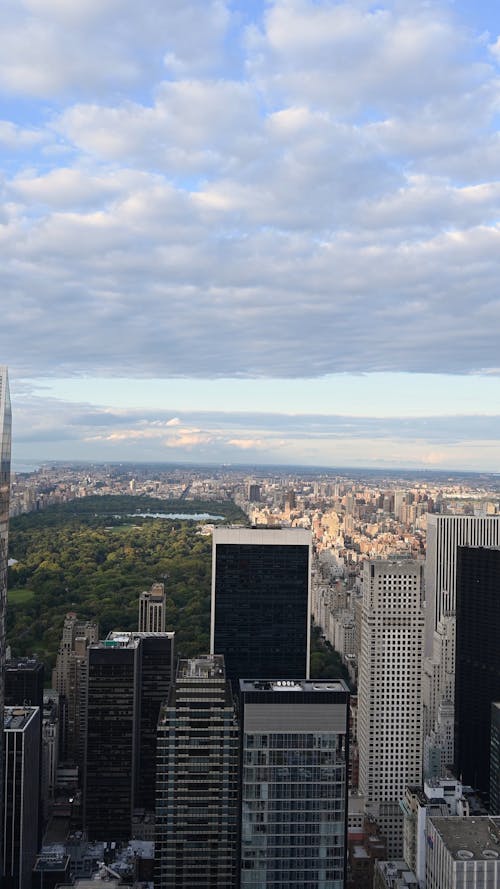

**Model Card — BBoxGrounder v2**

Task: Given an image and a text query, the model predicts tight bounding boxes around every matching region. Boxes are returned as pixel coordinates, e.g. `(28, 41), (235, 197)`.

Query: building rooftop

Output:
(4, 705), (38, 731)
(91, 630), (174, 650)
(430, 816), (500, 860)
(240, 678), (349, 694)
(33, 852), (70, 871)
(213, 526), (311, 544)
(5, 655), (42, 672)
(177, 655), (225, 681)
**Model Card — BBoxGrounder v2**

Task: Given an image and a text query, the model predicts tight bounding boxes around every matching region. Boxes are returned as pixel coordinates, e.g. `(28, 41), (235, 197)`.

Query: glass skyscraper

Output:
(455, 545), (500, 798)
(211, 528), (312, 686)
(0, 366), (11, 874)
(83, 631), (175, 840)
(239, 678), (349, 889)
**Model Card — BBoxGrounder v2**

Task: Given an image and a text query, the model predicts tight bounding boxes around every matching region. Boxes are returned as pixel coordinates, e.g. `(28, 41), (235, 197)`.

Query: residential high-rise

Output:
(211, 527), (312, 686)
(138, 582), (167, 633)
(357, 559), (424, 858)
(0, 366), (11, 875)
(3, 706), (40, 889)
(83, 630), (174, 840)
(455, 546), (500, 798)
(155, 655), (239, 888)
(239, 678), (349, 889)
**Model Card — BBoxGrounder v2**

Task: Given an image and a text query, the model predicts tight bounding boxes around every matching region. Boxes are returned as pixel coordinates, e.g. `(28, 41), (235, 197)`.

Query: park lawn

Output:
(7, 588), (35, 606)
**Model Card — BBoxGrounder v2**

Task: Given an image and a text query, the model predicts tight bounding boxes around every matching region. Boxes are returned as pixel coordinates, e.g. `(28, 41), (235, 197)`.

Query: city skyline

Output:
(2, 1), (500, 469)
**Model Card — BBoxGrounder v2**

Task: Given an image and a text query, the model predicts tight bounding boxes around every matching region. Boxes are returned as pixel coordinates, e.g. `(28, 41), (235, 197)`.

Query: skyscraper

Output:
(138, 582), (167, 633)
(155, 655), (239, 888)
(0, 366), (11, 875)
(455, 545), (500, 798)
(83, 630), (174, 840)
(425, 515), (500, 655)
(239, 678), (349, 889)
(357, 559), (424, 857)
(52, 613), (98, 765)
(3, 706), (40, 889)
(424, 515), (500, 771)
(211, 527), (312, 685)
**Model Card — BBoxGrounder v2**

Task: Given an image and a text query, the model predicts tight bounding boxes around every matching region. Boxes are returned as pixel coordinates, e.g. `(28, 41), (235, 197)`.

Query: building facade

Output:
(3, 706), (40, 889)
(52, 613), (99, 765)
(425, 515), (500, 655)
(83, 631), (174, 840)
(357, 560), (424, 858)
(211, 527), (312, 686)
(138, 582), (167, 633)
(239, 678), (349, 889)
(426, 816), (500, 889)
(455, 545), (500, 798)
(155, 655), (239, 888)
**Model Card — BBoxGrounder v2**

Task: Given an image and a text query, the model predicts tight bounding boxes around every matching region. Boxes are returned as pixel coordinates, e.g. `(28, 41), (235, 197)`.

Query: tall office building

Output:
(424, 515), (500, 771)
(357, 559), (424, 858)
(0, 367), (11, 875)
(5, 657), (44, 845)
(239, 678), (349, 889)
(5, 657), (44, 713)
(52, 613), (98, 766)
(155, 655), (239, 888)
(425, 515), (500, 655)
(138, 582), (167, 633)
(211, 527), (312, 685)
(83, 631), (174, 840)
(3, 706), (40, 889)
(455, 546), (500, 798)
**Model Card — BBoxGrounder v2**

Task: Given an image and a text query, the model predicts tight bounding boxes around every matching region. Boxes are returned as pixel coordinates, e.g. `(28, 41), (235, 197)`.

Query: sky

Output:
(2, 0), (500, 471)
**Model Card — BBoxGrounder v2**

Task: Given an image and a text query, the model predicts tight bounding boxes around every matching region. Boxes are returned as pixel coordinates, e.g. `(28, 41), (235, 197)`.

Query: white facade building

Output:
(358, 560), (424, 858)
(426, 816), (500, 889)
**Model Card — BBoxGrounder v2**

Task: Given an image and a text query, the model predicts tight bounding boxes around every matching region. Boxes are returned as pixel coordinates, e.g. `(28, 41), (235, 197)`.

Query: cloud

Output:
(8, 385), (500, 469)
(1, 0), (500, 391)
(0, 0), (232, 98)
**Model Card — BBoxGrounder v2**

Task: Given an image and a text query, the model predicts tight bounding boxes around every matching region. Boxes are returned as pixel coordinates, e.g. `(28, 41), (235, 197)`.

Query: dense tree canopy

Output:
(7, 496), (246, 670)
(6, 495), (349, 685)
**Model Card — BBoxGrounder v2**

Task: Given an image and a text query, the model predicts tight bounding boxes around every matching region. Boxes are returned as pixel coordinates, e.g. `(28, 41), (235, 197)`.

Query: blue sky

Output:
(2, 0), (500, 470)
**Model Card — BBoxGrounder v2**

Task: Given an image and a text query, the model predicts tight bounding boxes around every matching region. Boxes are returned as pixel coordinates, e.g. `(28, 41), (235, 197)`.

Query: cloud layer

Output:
(11, 394), (500, 470)
(1, 0), (500, 385)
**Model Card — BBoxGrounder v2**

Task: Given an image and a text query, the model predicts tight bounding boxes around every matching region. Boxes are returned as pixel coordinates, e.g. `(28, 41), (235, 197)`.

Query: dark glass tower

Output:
(5, 657), (44, 712)
(0, 367), (11, 875)
(5, 657), (44, 846)
(239, 678), (349, 889)
(455, 545), (500, 798)
(155, 655), (239, 888)
(211, 528), (311, 686)
(3, 706), (40, 889)
(83, 631), (174, 840)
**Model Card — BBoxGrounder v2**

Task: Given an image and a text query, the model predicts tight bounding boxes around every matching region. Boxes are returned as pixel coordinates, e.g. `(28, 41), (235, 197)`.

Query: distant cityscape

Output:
(2, 369), (500, 888)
